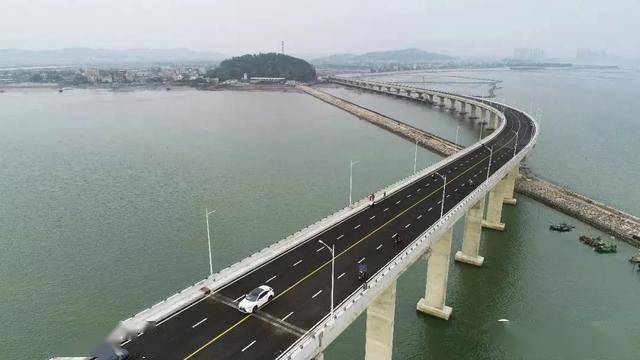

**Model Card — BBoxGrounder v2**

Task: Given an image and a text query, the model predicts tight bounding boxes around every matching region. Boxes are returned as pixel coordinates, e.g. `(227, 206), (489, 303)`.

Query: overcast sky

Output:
(1, 0), (638, 58)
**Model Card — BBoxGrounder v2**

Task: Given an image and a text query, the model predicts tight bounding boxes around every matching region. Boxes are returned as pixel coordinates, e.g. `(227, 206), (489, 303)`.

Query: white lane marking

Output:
(406, 194), (412, 198)
(437, 200), (442, 204)
(358, 257), (366, 264)
(337, 234), (344, 240)
(192, 318), (207, 328)
(447, 194), (451, 198)
(384, 208), (389, 212)
(234, 295), (245, 302)
(316, 246), (324, 252)
(405, 223), (411, 228)
(454, 188), (458, 192)
(266, 275), (277, 283)
(241, 340), (257, 352)
(392, 233), (398, 238)
(417, 188), (421, 192)
(354, 224), (361, 230)
(417, 214), (423, 219)
(282, 311), (294, 321)
(428, 207), (433, 212)
(337, 272), (346, 279)
(120, 339), (131, 346)
(395, 200), (401, 204)
(312, 290), (323, 299)
(425, 183), (430, 186)
(376, 244), (383, 250)
(293, 260), (302, 267)
(370, 215), (376, 220)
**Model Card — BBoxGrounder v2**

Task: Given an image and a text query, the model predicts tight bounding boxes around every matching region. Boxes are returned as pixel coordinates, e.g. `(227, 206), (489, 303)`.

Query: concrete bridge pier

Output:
(365, 280), (397, 360)
(455, 198), (485, 266)
(486, 112), (497, 130)
(428, 94), (434, 105)
(469, 104), (478, 120)
(417, 228), (453, 320)
(459, 102), (468, 116)
(448, 98), (457, 112)
(482, 175), (508, 231)
(502, 166), (518, 205)
(438, 96), (446, 108)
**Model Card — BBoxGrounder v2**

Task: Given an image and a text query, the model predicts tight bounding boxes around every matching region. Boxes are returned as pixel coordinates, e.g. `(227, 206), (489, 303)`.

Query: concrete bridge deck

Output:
(56, 76), (539, 360)
(112, 83), (535, 359)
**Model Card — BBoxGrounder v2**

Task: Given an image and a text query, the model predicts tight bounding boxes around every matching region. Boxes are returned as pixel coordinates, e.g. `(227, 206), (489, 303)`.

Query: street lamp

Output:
(205, 208), (216, 277)
(478, 121), (484, 141)
(512, 129), (519, 157)
(482, 144), (494, 180)
(454, 126), (462, 148)
(434, 171), (446, 219)
(318, 239), (335, 325)
(349, 160), (359, 206)
(413, 140), (418, 174)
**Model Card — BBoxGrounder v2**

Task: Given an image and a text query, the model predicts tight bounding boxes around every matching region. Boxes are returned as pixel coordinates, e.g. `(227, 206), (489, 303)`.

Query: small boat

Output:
(549, 222), (574, 232)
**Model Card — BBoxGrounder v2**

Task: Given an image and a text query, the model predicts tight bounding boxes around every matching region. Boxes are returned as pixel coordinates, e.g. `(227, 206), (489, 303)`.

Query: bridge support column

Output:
(482, 176), (508, 231)
(438, 96), (446, 108)
(459, 102), (467, 115)
(455, 198), (485, 266)
(486, 112), (497, 130)
(469, 104), (478, 120)
(365, 280), (397, 360)
(449, 98), (457, 112)
(502, 166), (519, 205)
(428, 94), (434, 105)
(417, 228), (453, 320)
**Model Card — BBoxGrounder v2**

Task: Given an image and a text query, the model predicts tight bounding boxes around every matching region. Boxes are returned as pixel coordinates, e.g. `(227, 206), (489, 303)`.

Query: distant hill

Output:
(0, 48), (226, 67)
(313, 48), (454, 65)
(209, 53), (316, 82)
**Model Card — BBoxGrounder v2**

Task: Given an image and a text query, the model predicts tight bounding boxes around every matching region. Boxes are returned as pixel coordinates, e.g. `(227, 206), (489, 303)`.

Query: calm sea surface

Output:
(1, 68), (639, 359)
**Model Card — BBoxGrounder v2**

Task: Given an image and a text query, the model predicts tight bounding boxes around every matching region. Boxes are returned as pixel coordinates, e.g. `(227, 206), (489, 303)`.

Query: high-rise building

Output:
(513, 48), (545, 60)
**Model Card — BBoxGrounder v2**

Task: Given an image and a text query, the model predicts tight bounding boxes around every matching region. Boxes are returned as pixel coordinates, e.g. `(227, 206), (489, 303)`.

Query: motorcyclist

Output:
(358, 263), (368, 281)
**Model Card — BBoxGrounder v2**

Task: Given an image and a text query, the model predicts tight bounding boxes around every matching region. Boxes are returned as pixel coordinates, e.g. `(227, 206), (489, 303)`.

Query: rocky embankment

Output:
(298, 84), (640, 247)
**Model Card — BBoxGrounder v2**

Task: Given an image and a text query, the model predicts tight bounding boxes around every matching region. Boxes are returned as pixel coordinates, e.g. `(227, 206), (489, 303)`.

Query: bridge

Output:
(60, 76), (538, 360)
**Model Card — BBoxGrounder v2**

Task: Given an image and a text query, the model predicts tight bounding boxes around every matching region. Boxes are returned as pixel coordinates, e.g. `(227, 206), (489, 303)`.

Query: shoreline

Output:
(0, 82), (302, 93)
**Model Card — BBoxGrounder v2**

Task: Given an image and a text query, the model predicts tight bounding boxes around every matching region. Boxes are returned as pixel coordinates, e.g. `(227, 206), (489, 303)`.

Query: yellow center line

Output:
(182, 133), (518, 360)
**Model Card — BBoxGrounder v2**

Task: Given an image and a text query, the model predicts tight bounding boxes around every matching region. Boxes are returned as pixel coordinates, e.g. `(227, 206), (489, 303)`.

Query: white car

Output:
(238, 285), (275, 313)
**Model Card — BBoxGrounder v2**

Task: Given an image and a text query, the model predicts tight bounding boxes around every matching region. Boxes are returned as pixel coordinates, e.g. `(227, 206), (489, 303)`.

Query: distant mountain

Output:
(313, 48), (454, 65)
(0, 48), (226, 67)
(208, 53), (316, 82)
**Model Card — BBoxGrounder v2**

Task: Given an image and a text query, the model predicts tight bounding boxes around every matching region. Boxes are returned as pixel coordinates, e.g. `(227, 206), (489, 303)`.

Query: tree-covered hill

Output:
(208, 53), (316, 82)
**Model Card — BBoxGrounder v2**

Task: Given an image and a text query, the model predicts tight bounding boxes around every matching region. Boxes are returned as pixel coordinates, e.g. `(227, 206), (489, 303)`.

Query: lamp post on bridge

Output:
(349, 160), (359, 206)
(482, 144), (494, 180)
(512, 129), (519, 157)
(318, 240), (335, 326)
(205, 208), (216, 277)
(455, 125), (462, 148)
(413, 140), (418, 174)
(434, 171), (447, 219)
(478, 122), (484, 141)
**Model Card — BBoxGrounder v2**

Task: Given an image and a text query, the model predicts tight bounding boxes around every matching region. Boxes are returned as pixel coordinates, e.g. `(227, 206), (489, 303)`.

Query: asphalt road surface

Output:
(124, 105), (534, 359)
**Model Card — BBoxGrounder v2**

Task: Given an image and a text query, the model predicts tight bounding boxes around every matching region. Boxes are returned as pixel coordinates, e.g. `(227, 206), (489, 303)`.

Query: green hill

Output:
(208, 53), (316, 82)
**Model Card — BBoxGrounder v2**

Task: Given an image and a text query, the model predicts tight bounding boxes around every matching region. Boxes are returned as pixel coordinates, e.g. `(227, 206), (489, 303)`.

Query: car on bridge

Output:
(238, 285), (275, 313)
